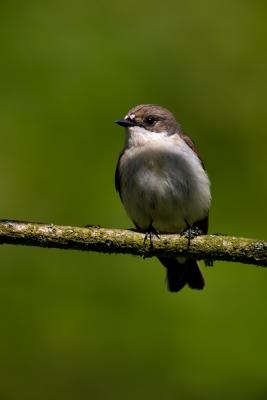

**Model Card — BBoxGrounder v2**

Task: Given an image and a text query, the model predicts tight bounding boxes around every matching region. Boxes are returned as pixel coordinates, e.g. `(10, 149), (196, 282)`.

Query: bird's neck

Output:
(125, 126), (178, 149)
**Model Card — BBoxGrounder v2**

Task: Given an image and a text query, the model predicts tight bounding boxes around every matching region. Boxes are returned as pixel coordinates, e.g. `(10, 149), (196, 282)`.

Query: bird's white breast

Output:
(119, 127), (211, 233)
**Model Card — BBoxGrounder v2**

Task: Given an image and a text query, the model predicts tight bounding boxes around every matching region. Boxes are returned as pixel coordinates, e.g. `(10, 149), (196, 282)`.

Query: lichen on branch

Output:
(0, 219), (265, 267)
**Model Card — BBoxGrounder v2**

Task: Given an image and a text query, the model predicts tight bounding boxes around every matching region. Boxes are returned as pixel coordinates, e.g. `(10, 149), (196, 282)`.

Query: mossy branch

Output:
(0, 219), (265, 266)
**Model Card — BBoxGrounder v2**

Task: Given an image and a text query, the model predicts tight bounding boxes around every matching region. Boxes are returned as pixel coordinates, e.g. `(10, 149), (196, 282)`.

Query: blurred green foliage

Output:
(0, 0), (266, 399)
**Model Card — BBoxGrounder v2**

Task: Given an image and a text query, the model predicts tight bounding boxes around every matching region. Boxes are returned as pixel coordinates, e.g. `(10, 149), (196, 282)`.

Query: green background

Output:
(0, 1), (266, 399)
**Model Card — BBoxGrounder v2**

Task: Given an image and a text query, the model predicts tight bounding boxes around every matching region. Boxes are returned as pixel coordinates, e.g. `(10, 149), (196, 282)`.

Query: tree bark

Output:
(0, 220), (265, 266)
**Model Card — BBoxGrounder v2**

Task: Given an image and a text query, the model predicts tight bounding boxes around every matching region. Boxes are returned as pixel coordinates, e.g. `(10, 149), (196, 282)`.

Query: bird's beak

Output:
(115, 119), (135, 128)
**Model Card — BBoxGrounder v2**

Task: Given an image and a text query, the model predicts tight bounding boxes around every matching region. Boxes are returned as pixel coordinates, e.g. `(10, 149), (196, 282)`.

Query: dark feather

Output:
(192, 215), (209, 235)
(180, 132), (205, 168)
(115, 151), (124, 199)
(159, 256), (205, 292)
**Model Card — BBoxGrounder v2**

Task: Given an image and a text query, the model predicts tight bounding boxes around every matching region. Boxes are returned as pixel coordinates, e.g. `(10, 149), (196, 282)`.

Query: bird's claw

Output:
(181, 226), (203, 248)
(204, 259), (214, 267)
(143, 226), (160, 250)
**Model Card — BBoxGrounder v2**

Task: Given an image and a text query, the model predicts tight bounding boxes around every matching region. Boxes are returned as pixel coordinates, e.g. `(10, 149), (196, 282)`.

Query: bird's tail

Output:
(158, 257), (205, 292)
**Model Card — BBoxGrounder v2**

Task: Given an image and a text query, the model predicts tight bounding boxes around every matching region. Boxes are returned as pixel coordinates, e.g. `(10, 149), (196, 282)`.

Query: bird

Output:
(115, 104), (211, 292)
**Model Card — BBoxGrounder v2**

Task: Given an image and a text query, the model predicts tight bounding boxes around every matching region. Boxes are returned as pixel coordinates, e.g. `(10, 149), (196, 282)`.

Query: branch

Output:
(0, 220), (265, 267)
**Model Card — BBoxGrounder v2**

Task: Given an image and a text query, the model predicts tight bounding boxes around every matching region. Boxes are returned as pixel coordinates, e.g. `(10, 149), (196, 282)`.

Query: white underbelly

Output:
(120, 142), (211, 233)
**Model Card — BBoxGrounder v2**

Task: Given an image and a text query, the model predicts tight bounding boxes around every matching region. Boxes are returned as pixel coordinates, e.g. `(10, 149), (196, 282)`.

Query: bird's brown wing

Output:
(180, 132), (205, 168)
(180, 133), (209, 233)
(115, 151), (123, 199)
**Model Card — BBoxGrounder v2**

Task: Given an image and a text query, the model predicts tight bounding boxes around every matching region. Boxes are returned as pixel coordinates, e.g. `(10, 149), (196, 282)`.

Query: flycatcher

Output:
(115, 104), (211, 292)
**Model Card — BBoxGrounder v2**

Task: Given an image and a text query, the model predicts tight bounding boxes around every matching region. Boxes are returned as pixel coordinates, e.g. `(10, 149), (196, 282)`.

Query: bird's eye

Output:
(145, 116), (156, 125)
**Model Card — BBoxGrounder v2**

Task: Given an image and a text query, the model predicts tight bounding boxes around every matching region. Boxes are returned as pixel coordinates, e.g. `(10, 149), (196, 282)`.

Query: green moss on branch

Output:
(0, 219), (265, 267)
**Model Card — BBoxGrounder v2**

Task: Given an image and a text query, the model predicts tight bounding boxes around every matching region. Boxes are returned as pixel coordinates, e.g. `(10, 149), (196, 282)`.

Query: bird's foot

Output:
(204, 259), (214, 267)
(143, 225), (160, 250)
(181, 225), (204, 248)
